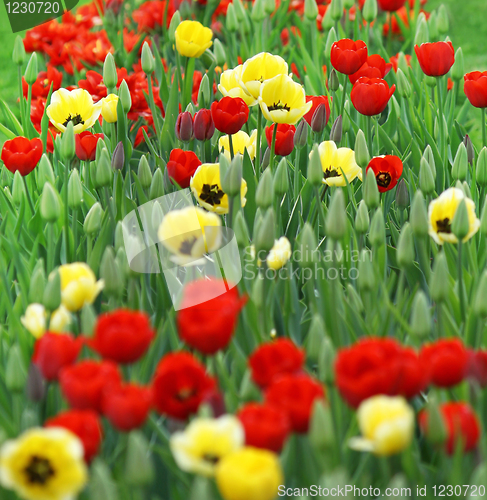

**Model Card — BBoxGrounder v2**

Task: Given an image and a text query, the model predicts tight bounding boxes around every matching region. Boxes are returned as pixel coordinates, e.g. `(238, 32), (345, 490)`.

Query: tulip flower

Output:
(303, 95), (331, 129)
(175, 20), (213, 58)
(101, 94), (119, 123)
(219, 130), (257, 160)
(266, 237), (292, 270)
(366, 155), (403, 192)
(193, 109), (215, 141)
(378, 0), (406, 11)
(167, 149), (202, 188)
(264, 124), (296, 156)
(75, 131), (104, 162)
(190, 163), (247, 214)
(315, 140), (362, 187)
(349, 54), (393, 84)
(428, 187), (480, 244)
(211, 97), (249, 135)
(414, 41), (455, 77)
(464, 71), (487, 108)
(20, 303), (46, 339)
(351, 77), (396, 116)
(219, 65), (257, 106)
(47, 88), (103, 133)
(349, 395), (414, 456)
(1, 136), (43, 176)
(330, 39), (368, 75)
(175, 111), (194, 142)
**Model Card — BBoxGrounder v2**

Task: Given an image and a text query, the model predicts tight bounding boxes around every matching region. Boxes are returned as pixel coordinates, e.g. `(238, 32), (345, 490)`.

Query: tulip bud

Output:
(150, 168), (164, 200)
(422, 395), (447, 446)
(395, 179), (409, 210)
(114, 221), (124, 252)
(222, 156), (243, 198)
(396, 69), (411, 99)
(261, 147), (271, 170)
(13, 35), (26, 66)
(89, 459), (118, 500)
(119, 80), (132, 114)
(477, 147), (487, 187)
(328, 69), (339, 92)
(414, 15), (430, 46)
(29, 263), (46, 304)
(305, 313), (325, 362)
(396, 223), (415, 269)
(329, 0), (342, 21)
(251, 0), (266, 22)
(79, 303), (97, 338)
(423, 145), (436, 178)
(43, 269), (61, 311)
(197, 74), (211, 108)
(317, 335), (335, 384)
(26, 363), (46, 402)
(363, 0), (377, 23)
(463, 134), (475, 166)
(175, 112), (194, 142)
(141, 42), (155, 75)
(194, 109), (215, 141)
(138, 156), (152, 189)
(168, 12), (181, 43)
(369, 208), (385, 248)
(96, 148), (113, 187)
(436, 5), (449, 34)
(472, 270), (487, 317)
(354, 130), (370, 169)
(310, 104), (327, 133)
(255, 168), (274, 209)
(84, 202), (103, 235)
(358, 250), (375, 292)
(324, 27), (337, 59)
(451, 199), (469, 241)
(308, 144), (324, 187)
(213, 39), (227, 67)
(274, 157), (289, 195)
(410, 191), (428, 238)
(234, 210), (250, 247)
(226, 3), (239, 31)
(430, 251), (449, 303)
(298, 223), (318, 268)
(100, 247), (123, 298)
(37, 154), (56, 191)
(355, 200), (369, 234)
(309, 400), (335, 450)
(24, 52), (38, 85)
(61, 121), (75, 161)
(304, 0), (319, 20)
(12, 170), (25, 206)
(326, 189), (347, 241)
(111, 142), (125, 171)
(363, 168), (379, 210)
(294, 120), (309, 149)
(419, 157), (435, 194)
(410, 290), (431, 338)
(103, 53), (117, 91)
(125, 431), (155, 486)
(329, 115), (342, 143)
(40, 182), (61, 222)
(68, 169), (83, 209)
(427, 11), (438, 41)
(264, 0), (276, 15)
(451, 48), (464, 82)
(451, 143), (468, 181)
(255, 208), (275, 254)
(219, 151), (230, 180)
(342, 0), (354, 6)
(6, 344), (27, 393)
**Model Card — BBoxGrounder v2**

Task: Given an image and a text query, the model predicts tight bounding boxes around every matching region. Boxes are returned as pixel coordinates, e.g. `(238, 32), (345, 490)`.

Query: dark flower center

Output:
(200, 184), (225, 206)
(376, 171), (392, 188)
(203, 454), (220, 465)
(436, 217), (452, 234)
(268, 101), (290, 112)
(63, 113), (85, 127)
(179, 236), (198, 255)
(176, 387), (196, 401)
(24, 456), (55, 485)
(323, 168), (341, 179)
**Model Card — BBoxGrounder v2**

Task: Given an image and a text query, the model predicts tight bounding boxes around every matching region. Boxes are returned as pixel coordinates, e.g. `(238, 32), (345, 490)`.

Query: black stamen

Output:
(200, 184), (225, 206)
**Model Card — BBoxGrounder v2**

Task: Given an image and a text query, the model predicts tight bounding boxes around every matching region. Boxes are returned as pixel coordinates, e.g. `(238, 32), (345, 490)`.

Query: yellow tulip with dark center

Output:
(191, 163), (247, 214)
(175, 20), (213, 58)
(47, 88), (103, 134)
(218, 130), (257, 160)
(157, 206), (222, 265)
(0, 427), (87, 500)
(237, 52), (288, 100)
(219, 65), (257, 107)
(258, 74), (312, 125)
(428, 187), (480, 245)
(316, 140), (362, 187)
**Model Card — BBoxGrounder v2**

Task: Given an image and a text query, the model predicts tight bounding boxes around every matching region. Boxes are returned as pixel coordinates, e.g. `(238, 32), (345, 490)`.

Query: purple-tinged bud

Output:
(175, 112), (194, 142)
(311, 103), (328, 133)
(329, 115), (342, 143)
(111, 142), (125, 171)
(464, 134), (475, 166)
(328, 68), (339, 92)
(194, 109), (215, 141)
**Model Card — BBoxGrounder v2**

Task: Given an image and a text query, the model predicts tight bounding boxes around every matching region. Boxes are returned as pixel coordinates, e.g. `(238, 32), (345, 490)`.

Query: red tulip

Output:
(167, 148), (202, 188)
(59, 360), (122, 412)
(420, 339), (468, 388)
(33, 333), (83, 381)
(211, 97), (249, 135)
(22, 65), (63, 99)
(464, 71), (487, 109)
(101, 383), (152, 432)
(1, 136), (43, 176)
(349, 55), (393, 85)
(414, 41), (455, 77)
(378, 0), (406, 11)
(193, 109), (215, 141)
(419, 402), (480, 455)
(152, 351), (216, 420)
(175, 111), (194, 142)
(45, 409), (102, 463)
(265, 374), (325, 433)
(265, 124), (296, 157)
(75, 131), (104, 162)
(390, 53), (412, 73)
(467, 349), (487, 387)
(303, 95), (331, 131)
(89, 309), (154, 364)
(237, 402), (291, 453)
(249, 338), (305, 389)
(177, 279), (246, 355)
(366, 155), (403, 192)
(351, 77), (396, 116)
(330, 39), (368, 75)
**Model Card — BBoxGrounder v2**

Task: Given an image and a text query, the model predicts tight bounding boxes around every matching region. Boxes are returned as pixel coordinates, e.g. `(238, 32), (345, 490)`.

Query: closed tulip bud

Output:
(264, 0), (275, 15)
(29, 264), (46, 304)
(430, 251), (449, 303)
(422, 396), (447, 446)
(358, 250), (375, 291)
(328, 69), (339, 92)
(410, 290), (431, 338)
(369, 208), (385, 248)
(477, 147), (487, 187)
(61, 121), (75, 161)
(342, 0), (354, 6)
(451, 48), (464, 81)
(251, 0), (266, 22)
(436, 5), (449, 34)
(294, 120), (309, 148)
(222, 155), (243, 197)
(261, 147), (271, 170)
(255, 168), (274, 208)
(424, 145), (436, 178)
(419, 157), (435, 194)
(410, 191), (428, 238)
(414, 15), (429, 46)
(234, 210), (250, 247)
(363, 0), (377, 23)
(13, 35), (26, 66)
(141, 42), (155, 75)
(219, 151), (230, 180)
(24, 52), (38, 85)
(427, 11), (438, 40)
(89, 459), (118, 500)
(84, 202), (103, 235)
(125, 431), (155, 486)
(451, 198), (470, 241)
(397, 223), (415, 268)
(308, 144), (324, 187)
(40, 182), (61, 222)
(175, 112), (194, 142)
(26, 363), (46, 402)
(326, 189), (347, 240)
(311, 104), (327, 133)
(425, 75), (436, 88)
(304, 0), (318, 20)
(364, 168), (379, 210)
(329, 115), (343, 143)
(114, 221), (124, 251)
(111, 142), (125, 171)
(306, 313), (325, 362)
(6, 344), (27, 392)
(119, 80), (132, 113)
(36, 154), (55, 191)
(463, 134), (475, 166)
(473, 270), (487, 317)
(194, 109), (215, 140)
(330, 0), (342, 21)
(480, 198), (487, 235)
(324, 27), (337, 59)
(355, 200), (369, 234)
(150, 168), (164, 200)
(274, 157), (289, 195)
(138, 156), (152, 188)
(395, 179), (409, 210)
(80, 303), (97, 337)
(226, 3), (239, 31)
(68, 169), (83, 209)
(96, 148), (113, 187)
(298, 223), (318, 268)
(197, 74), (210, 108)
(168, 11), (181, 43)
(309, 400), (335, 450)
(100, 247), (123, 297)
(12, 170), (25, 206)
(396, 69), (411, 99)
(255, 208), (275, 254)
(213, 39), (227, 67)
(451, 143), (468, 181)
(103, 53), (117, 90)
(43, 269), (61, 311)
(355, 130), (370, 169)
(318, 335), (335, 384)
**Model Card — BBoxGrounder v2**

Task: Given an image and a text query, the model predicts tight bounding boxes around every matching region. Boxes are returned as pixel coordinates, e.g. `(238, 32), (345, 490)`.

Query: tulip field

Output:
(3, 0), (487, 498)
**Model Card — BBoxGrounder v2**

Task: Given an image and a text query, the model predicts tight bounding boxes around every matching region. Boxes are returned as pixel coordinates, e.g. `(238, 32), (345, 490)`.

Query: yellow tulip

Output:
(215, 447), (283, 500)
(218, 130), (257, 161)
(316, 140), (362, 187)
(158, 206), (222, 265)
(47, 88), (102, 134)
(238, 52), (288, 100)
(0, 427), (87, 500)
(349, 395), (414, 456)
(175, 20), (213, 58)
(428, 187), (480, 245)
(101, 93), (119, 123)
(49, 305), (72, 333)
(219, 65), (257, 107)
(190, 163), (247, 214)
(20, 303), (46, 339)
(57, 262), (104, 312)
(170, 416), (244, 477)
(258, 74), (312, 125)
(266, 236), (292, 270)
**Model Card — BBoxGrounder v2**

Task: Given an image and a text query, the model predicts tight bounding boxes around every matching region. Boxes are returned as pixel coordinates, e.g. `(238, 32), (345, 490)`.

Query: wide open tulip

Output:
(414, 41), (455, 77)
(330, 39), (368, 75)
(167, 149), (202, 188)
(366, 155), (403, 192)
(464, 71), (487, 108)
(349, 55), (393, 84)
(1, 137), (43, 176)
(211, 97), (249, 135)
(351, 77), (396, 116)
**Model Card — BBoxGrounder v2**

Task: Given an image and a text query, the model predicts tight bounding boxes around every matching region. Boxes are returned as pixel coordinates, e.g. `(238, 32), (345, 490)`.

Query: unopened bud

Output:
(255, 168), (274, 208)
(194, 109), (215, 141)
(304, 0), (318, 20)
(410, 191), (428, 238)
(138, 156), (152, 189)
(40, 182), (61, 222)
(111, 142), (125, 171)
(141, 42), (155, 75)
(96, 148), (113, 187)
(119, 80), (132, 114)
(68, 169), (83, 209)
(311, 103), (328, 133)
(150, 168), (164, 200)
(463, 134), (475, 166)
(274, 157), (289, 195)
(363, 0), (377, 23)
(103, 53), (117, 90)
(355, 200), (369, 234)
(419, 157), (435, 194)
(364, 168), (380, 210)
(298, 223), (318, 269)
(330, 0), (342, 21)
(451, 48), (464, 82)
(452, 143), (468, 181)
(308, 144), (324, 187)
(24, 52), (38, 85)
(451, 199), (470, 241)
(397, 222), (415, 268)
(61, 121), (75, 161)
(396, 68), (411, 98)
(410, 290), (431, 338)
(294, 120), (309, 148)
(168, 12), (181, 43)
(369, 207), (385, 247)
(430, 251), (449, 303)
(84, 202), (103, 235)
(13, 35), (26, 66)
(355, 129), (370, 169)
(329, 115), (342, 143)
(226, 3), (239, 31)
(326, 189), (347, 240)
(175, 112), (194, 142)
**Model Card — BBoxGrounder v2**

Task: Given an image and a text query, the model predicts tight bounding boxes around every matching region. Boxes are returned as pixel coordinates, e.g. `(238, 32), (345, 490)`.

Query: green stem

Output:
(436, 76), (446, 190)
(482, 108), (486, 149)
(64, 160), (71, 263)
(458, 241), (466, 325)
(269, 123), (278, 172)
(229, 134), (235, 160)
(293, 147), (301, 201)
(72, 208), (78, 261)
(22, 175), (35, 214)
(255, 107), (263, 178)
(47, 223), (55, 273)
(366, 115), (372, 158)
(18, 66), (26, 134)
(340, 77), (348, 118)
